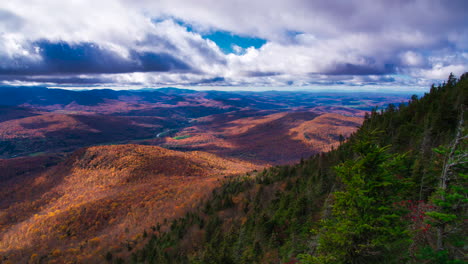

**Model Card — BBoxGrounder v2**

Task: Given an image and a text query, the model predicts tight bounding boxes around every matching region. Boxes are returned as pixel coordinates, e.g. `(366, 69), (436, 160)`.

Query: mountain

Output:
(0, 85), (421, 263)
(0, 86), (171, 107)
(0, 86), (409, 113)
(0, 145), (259, 263)
(0, 105), (40, 123)
(163, 110), (362, 164)
(0, 113), (159, 158)
(0, 86), (408, 163)
(118, 73), (467, 263)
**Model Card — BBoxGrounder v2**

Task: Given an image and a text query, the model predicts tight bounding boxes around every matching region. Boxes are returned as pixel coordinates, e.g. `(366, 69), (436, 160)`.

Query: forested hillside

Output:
(0, 145), (259, 264)
(118, 73), (467, 264)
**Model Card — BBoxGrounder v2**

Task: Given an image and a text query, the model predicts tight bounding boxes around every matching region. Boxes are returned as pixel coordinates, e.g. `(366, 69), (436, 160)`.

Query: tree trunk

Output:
(437, 107), (465, 251)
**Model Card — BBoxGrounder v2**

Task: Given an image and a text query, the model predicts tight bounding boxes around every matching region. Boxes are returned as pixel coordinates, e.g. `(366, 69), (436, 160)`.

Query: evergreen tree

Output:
(301, 131), (412, 263)
(419, 108), (467, 263)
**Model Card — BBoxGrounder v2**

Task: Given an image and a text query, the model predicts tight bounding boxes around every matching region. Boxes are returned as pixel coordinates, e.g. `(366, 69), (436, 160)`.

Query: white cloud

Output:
(400, 51), (426, 67)
(416, 64), (468, 80)
(0, 0), (467, 89)
(231, 45), (244, 54)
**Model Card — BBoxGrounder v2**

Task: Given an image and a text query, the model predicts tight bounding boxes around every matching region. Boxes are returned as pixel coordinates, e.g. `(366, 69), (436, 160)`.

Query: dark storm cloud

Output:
(327, 63), (396, 76)
(136, 51), (191, 72)
(192, 76), (225, 85)
(245, 71), (281, 77)
(0, 75), (108, 85)
(0, 41), (191, 75)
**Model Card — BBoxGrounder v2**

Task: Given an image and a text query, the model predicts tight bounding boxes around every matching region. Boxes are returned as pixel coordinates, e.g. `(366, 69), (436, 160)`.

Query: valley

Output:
(0, 86), (413, 263)
(0, 86), (408, 164)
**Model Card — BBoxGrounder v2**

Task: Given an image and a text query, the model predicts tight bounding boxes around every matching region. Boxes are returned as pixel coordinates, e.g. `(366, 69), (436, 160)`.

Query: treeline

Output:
(112, 73), (466, 263)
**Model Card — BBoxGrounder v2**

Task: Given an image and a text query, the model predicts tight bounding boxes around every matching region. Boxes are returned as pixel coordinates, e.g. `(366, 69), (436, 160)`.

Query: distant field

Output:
(173, 135), (192, 140)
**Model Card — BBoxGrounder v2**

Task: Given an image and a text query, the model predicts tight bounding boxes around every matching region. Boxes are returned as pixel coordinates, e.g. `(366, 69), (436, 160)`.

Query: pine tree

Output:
(420, 108), (467, 263)
(301, 131), (412, 263)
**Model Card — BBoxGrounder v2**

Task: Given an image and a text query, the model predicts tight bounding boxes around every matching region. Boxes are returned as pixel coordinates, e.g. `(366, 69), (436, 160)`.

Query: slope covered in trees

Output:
(123, 73), (467, 264)
(0, 145), (259, 263)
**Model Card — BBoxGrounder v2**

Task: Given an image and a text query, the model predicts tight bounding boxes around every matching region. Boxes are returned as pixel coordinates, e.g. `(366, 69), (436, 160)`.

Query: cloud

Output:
(191, 76), (226, 85)
(0, 75), (108, 85)
(399, 51), (426, 67)
(0, 41), (192, 75)
(0, 9), (24, 31)
(326, 63), (396, 76)
(0, 0), (467, 89)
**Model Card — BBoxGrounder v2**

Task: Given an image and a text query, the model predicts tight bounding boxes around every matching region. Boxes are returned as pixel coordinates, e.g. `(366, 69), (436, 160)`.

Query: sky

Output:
(0, 0), (467, 91)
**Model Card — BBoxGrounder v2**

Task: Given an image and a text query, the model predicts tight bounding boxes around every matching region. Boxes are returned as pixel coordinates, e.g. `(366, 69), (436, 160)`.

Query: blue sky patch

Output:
(202, 31), (267, 54)
(170, 19), (267, 54)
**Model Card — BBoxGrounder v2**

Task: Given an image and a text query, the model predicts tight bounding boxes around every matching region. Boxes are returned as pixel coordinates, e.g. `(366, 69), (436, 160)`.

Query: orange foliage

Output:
(0, 144), (258, 263)
(160, 111), (363, 165)
(290, 113), (362, 152)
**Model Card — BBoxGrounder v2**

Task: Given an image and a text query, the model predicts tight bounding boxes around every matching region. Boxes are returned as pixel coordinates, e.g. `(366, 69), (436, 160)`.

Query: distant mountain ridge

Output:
(0, 85), (410, 111)
(0, 86), (410, 161)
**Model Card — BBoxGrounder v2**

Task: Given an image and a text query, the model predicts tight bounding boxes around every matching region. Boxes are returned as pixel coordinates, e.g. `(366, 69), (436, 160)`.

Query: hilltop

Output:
(0, 145), (259, 263)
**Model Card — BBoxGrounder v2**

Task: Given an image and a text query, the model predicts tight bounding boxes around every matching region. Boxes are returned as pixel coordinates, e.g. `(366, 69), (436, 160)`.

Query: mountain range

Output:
(0, 84), (443, 263)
